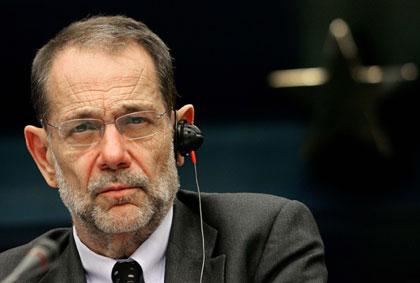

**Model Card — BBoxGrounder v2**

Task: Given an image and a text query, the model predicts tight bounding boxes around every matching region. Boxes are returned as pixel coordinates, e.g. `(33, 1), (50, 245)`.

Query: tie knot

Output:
(111, 259), (144, 283)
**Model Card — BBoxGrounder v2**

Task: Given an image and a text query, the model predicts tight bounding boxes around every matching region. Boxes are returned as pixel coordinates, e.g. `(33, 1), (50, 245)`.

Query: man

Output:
(0, 15), (327, 282)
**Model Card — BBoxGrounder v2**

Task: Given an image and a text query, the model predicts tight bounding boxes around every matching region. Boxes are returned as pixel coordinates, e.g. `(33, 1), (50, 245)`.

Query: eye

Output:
(67, 121), (98, 135)
(129, 116), (145, 124)
(74, 123), (88, 132)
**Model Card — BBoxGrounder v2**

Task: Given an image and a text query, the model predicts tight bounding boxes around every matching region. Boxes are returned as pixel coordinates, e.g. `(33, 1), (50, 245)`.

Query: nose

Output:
(97, 124), (131, 171)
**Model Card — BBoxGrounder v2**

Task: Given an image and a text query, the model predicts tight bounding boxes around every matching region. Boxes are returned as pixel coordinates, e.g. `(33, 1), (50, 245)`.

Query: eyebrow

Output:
(120, 103), (159, 113)
(123, 106), (142, 113)
(69, 110), (103, 120)
(62, 102), (161, 121)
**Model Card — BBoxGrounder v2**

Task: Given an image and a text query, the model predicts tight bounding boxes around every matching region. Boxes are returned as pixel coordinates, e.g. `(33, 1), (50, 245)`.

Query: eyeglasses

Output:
(43, 110), (169, 146)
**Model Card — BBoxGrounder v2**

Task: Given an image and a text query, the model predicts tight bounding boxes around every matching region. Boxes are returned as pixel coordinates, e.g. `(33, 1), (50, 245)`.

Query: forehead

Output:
(47, 44), (164, 121)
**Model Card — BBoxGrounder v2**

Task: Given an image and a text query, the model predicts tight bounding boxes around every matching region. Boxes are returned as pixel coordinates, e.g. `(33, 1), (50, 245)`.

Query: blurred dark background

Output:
(1, 1), (420, 282)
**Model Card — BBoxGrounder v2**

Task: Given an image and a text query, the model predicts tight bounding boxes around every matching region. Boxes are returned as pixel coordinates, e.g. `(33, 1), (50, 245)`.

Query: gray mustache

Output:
(88, 171), (151, 196)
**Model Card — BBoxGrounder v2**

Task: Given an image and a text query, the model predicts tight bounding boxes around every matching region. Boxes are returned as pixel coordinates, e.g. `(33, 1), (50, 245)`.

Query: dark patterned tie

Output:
(111, 259), (145, 283)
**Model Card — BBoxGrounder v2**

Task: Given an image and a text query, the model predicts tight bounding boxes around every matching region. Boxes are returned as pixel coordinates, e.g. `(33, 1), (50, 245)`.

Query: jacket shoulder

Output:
(176, 189), (312, 236)
(177, 189), (300, 218)
(175, 190), (327, 282)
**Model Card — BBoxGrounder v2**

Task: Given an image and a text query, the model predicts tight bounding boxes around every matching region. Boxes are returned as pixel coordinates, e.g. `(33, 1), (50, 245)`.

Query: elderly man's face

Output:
(44, 45), (179, 233)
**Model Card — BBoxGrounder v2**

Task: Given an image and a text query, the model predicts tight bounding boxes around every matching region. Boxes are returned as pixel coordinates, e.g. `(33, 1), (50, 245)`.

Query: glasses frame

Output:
(42, 110), (170, 146)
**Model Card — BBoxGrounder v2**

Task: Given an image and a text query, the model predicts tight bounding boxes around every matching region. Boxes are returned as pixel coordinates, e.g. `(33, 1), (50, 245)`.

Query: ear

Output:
(174, 104), (195, 167)
(177, 104), (195, 124)
(24, 126), (58, 188)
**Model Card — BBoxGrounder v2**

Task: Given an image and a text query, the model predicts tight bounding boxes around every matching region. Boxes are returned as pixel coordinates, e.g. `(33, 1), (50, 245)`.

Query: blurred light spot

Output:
(354, 66), (383, 83)
(365, 66), (383, 83)
(400, 63), (418, 81)
(330, 18), (358, 59)
(268, 68), (329, 88)
(329, 18), (349, 38)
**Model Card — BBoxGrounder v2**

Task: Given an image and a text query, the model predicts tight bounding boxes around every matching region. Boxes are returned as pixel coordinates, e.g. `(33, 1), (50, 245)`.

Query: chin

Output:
(92, 204), (155, 234)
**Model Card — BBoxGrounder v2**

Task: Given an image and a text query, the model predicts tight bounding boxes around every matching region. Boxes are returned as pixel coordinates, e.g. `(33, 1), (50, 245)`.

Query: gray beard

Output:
(51, 145), (180, 235)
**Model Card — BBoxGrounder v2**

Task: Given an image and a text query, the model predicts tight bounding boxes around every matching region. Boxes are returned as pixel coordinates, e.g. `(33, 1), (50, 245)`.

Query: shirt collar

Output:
(73, 206), (173, 283)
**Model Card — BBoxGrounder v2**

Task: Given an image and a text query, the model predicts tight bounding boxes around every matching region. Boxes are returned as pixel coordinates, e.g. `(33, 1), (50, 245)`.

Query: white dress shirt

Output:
(73, 207), (173, 283)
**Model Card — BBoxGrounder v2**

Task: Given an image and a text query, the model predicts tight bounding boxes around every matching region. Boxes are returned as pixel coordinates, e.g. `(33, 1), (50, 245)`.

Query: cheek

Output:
(129, 131), (173, 180)
(58, 147), (98, 188)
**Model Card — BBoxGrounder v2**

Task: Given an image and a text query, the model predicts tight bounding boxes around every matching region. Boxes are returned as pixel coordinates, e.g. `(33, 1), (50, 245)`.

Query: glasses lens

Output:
(117, 111), (164, 140)
(60, 119), (103, 145)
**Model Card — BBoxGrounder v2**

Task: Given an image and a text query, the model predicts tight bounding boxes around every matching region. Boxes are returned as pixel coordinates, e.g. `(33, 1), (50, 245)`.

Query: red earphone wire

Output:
(191, 150), (197, 164)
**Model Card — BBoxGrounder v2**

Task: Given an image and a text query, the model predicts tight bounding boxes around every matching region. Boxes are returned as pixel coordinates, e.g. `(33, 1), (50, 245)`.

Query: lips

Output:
(97, 185), (139, 199)
(99, 185), (131, 194)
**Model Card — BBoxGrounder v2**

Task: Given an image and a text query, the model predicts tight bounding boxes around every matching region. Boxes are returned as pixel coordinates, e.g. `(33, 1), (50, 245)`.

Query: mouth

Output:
(97, 185), (140, 199)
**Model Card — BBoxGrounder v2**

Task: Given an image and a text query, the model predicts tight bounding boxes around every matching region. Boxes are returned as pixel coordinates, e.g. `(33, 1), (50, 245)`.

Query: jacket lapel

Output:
(165, 196), (225, 283)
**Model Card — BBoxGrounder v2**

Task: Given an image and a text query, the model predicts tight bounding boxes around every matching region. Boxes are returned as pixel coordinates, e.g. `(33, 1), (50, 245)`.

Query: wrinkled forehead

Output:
(46, 45), (165, 121)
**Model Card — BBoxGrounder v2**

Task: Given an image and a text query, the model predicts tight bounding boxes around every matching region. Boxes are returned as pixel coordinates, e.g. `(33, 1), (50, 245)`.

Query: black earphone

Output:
(173, 109), (206, 283)
(174, 110), (204, 158)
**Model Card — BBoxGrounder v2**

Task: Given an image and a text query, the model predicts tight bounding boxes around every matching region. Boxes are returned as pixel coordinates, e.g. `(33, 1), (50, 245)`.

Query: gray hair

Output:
(31, 15), (178, 123)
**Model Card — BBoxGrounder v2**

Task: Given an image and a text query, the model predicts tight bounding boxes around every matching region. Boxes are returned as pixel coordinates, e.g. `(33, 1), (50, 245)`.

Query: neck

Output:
(73, 207), (169, 259)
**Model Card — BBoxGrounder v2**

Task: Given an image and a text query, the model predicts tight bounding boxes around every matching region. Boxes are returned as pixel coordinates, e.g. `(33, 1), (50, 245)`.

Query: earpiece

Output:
(174, 110), (204, 157)
(173, 109), (205, 283)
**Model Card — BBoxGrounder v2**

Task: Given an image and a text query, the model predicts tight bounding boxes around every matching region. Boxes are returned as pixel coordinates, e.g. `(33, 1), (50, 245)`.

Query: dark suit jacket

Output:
(0, 190), (327, 282)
